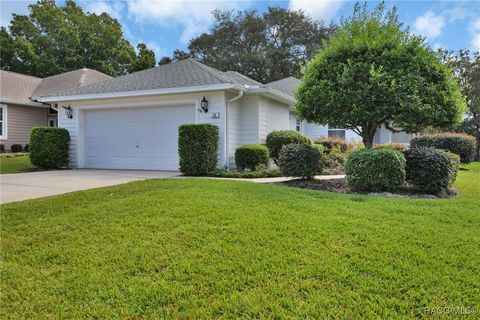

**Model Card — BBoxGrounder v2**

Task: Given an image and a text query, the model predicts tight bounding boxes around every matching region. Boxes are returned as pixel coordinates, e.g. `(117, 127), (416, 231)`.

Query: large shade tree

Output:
(296, 2), (465, 148)
(163, 7), (334, 83)
(0, 0), (155, 77)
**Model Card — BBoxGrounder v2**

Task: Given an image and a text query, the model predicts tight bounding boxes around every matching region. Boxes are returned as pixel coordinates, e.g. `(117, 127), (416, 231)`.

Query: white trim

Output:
(0, 98), (47, 108)
(0, 104), (7, 139)
(247, 87), (296, 105)
(38, 83), (238, 103)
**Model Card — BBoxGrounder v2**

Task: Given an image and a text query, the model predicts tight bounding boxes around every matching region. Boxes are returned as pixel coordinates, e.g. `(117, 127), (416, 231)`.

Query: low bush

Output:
(345, 148), (406, 192)
(24, 144), (29, 152)
(404, 147), (459, 194)
(266, 130), (312, 164)
(373, 143), (406, 152)
(209, 164), (282, 178)
(178, 124), (219, 175)
(235, 144), (269, 170)
(0, 144), (5, 153)
(410, 133), (476, 164)
(10, 144), (23, 153)
(318, 144), (347, 171)
(29, 127), (70, 168)
(278, 143), (322, 179)
(315, 137), (352, 154)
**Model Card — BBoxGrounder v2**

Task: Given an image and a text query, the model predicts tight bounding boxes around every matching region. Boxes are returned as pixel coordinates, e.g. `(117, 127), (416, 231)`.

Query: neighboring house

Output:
(0, 69), (112, 150)
(38, 58), (413, 170)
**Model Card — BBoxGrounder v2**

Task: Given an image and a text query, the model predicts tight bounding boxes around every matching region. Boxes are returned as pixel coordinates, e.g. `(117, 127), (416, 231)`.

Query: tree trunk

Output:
(361, 126), (376, 149)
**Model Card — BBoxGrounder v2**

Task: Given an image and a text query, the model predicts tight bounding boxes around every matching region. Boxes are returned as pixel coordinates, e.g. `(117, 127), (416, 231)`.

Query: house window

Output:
(296, 119), (301, 132)
(0, 105), (6, 139)
(328, 126), (346, 140)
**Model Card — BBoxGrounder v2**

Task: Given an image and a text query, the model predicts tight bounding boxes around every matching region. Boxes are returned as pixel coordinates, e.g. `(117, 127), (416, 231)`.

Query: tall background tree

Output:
(0, 0), (156, 77)
(159, 7), (334, 83)
(296, 2), (465, 148)
(130, 44), (156, 73)
(440, 49), (480, 160)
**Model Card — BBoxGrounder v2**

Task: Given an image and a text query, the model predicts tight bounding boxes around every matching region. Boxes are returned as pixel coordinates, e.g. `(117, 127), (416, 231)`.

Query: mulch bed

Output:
(276, 178), (459, 199)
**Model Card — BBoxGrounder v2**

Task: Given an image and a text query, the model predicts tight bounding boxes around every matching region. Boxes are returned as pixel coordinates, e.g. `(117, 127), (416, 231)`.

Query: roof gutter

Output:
(247, 87), (296, 106)
(38, 83), (240, 103)
(0, 98), (48, 108)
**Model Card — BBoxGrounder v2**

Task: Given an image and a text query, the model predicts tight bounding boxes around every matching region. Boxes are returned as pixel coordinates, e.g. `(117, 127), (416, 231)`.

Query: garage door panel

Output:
(84, 105), (194, 170)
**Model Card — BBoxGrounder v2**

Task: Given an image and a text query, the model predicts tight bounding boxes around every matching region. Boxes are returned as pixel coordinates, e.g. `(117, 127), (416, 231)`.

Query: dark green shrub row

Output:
(29, 127), (70, 168)
(373, 143), (406, 152)
(178, 124), (219, 175)
(266, 130), (312, 164)
(410, 133), (476, 164)
(404, 147), (460, 194)
(315, 137), (352, 154)
(209, 165), (282, 178)
(235, 144), (269, 170)
(278, 143), (322, 179)
(11, 144), (23, 153)
(345, 148), (406, 192)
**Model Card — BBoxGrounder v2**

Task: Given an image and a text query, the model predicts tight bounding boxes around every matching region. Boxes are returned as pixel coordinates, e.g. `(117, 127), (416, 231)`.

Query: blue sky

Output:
(1, 1), (479, 62)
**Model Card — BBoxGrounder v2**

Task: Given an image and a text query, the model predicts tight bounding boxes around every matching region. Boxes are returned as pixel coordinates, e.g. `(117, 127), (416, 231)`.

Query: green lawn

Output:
(0, 154), (34, 174)
(1, 164), (479, 319)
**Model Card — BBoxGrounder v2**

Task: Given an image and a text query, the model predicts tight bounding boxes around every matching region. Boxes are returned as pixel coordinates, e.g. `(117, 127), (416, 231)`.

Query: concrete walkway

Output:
(1, 169), (179, 204)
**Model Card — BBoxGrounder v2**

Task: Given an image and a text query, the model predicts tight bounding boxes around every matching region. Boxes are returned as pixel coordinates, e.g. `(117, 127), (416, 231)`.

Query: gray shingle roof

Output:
(32, 68), (112, 99)
(0, 68), (111, 104)
(44, 58), (263, 97)
(266, 76), (301, 98)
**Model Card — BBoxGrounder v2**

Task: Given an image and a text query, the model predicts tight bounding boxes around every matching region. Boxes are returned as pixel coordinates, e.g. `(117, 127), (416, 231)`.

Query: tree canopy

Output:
(441, 49), (480, 159)
(296, 2), (466, 148)
(159, 7), (334, 83)
(0, 0), (156, 77)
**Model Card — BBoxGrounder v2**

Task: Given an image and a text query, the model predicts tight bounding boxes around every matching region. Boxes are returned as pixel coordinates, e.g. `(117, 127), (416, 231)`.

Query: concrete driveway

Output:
(1, 169), (180, 204)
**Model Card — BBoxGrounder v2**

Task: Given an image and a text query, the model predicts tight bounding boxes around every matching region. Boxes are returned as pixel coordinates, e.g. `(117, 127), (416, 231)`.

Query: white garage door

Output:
(84, 105), (194, 170)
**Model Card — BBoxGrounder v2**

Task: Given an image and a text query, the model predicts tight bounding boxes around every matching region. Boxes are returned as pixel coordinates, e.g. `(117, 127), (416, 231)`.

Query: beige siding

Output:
(0, 104), (48, 150)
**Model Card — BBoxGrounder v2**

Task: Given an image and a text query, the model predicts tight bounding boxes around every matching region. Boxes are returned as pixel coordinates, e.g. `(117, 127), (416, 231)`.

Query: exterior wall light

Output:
(63, 105), (73, 119)
(200, 96), (208, 113)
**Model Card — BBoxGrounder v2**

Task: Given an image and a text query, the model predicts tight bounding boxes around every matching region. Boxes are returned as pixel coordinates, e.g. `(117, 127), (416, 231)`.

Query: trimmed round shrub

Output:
(235, 144), (269, 170)
(278, 143), (322, 179)
(315, 137), (352, 154)
(266, 130), (312, 164)
(410, 133), (476, 164)
(178, 124), (219, 175)
(345, 148), (406, 192)
(0, 144), (5, 153)
(23, 144), (29, 152)
(404, 147), (459, 194)
(10, 144), (23, 153)
(373, 143), (406, 152)
(30, 127), (70, 168)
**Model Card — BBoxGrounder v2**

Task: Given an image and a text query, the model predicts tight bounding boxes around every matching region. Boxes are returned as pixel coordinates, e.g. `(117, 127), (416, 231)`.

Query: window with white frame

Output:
(328, 126), (345, 140)
(295, 119), (301, 132)
(0, 105), (6, 139)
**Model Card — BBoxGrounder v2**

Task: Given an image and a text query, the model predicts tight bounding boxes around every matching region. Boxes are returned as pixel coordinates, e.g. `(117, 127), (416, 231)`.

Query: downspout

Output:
(225, 89), (244, 168)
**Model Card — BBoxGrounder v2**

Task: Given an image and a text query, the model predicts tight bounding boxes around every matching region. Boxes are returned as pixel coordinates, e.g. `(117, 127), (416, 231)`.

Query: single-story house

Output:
(0, 69), (111, 150)
(38, 58), (412, 170)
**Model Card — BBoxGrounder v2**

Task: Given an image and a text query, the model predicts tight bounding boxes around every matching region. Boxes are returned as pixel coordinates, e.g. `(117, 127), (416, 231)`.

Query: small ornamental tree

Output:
(296, 2), (465, 148)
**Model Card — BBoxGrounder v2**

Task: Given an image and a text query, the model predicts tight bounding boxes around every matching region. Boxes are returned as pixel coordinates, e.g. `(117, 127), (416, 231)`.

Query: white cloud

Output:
(83, 1), (124, 20)
(126, 0), (253, 44)
(288, 0), (345, 22)
(414, 11), (445, 40)
(470, 18), (480, 52)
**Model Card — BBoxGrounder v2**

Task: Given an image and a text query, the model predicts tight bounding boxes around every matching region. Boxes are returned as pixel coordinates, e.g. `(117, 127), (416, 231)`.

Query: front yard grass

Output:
(0, 154), (33, 174)
(1, 163), (479, 318)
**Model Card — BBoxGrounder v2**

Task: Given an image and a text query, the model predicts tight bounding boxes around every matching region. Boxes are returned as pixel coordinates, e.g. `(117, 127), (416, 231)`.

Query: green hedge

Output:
(373, 143), (406, 152)
(410, 133), (476, 164)
(266, 130), (312, 164)
(29, 127), (70, 168)
(235, 144), (269, 170)
(278, 143), (322, 179)
(404, 147), (459, 194)
(345, 148), (406, 192)
(178, 124), (219, 175)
